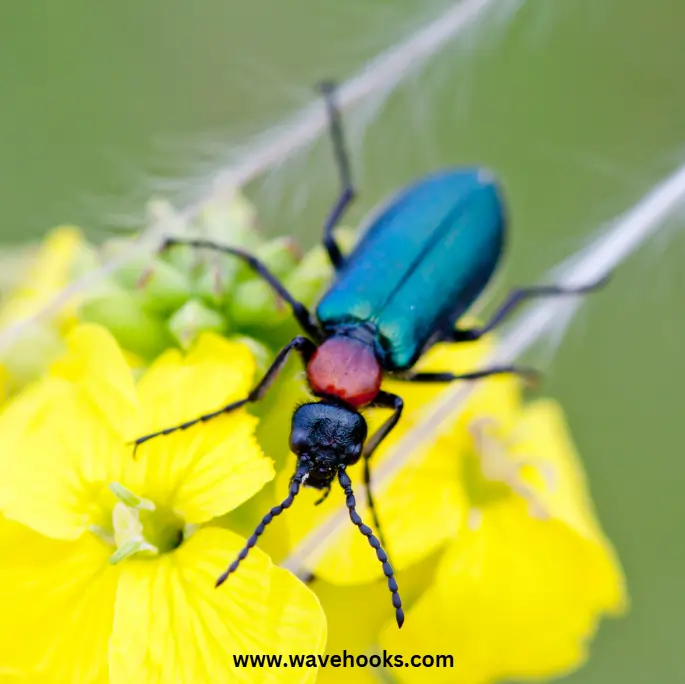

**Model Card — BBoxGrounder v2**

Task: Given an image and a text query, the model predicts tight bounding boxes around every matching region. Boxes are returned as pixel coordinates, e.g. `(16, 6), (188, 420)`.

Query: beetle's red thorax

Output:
(306, 336), (382, 408)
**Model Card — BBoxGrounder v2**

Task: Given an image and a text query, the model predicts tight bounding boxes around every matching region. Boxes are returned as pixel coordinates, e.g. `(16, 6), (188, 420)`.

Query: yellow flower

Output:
(0, 225), (86, 332)
(0, 226), (90, 396)
(379, 395), (627, 684)
(0, 324), (326, 682)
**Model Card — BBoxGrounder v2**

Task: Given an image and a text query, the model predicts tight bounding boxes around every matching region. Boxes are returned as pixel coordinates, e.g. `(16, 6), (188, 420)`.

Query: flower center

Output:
(462, 417), (555, 527)
(92, 483), (189, 564)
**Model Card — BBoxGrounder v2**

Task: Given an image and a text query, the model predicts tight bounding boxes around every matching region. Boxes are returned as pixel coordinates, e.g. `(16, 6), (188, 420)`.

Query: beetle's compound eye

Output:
(289, 427), (310, 455)
(345, 440), (364, 463)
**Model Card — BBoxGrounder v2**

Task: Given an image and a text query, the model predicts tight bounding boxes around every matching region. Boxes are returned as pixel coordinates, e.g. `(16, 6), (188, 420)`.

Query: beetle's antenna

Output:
(338, 468), (404, 628)
(215, 465), (309, 588)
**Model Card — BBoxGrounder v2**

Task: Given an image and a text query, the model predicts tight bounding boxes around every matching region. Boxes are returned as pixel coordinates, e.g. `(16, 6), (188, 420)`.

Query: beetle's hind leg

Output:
(157, 238), (322, 340)
(448, 276), (610, 342)
(319, 81), (356, 271)
(401, 366), (540, 387)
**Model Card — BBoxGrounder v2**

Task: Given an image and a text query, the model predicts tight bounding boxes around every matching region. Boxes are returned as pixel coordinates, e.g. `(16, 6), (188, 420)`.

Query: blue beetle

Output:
(133, 83), (605, 627)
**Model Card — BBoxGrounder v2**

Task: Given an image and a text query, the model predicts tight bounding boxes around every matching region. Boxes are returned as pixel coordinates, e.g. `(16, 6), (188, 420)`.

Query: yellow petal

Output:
(134, 333), (273, 520)
(26, 226), (84, 295)
(110, 527), (326, 684)
(513, 399), (619, 544)
(140, 411), (274, 524)
(381, 497), (626, 684)
(0, 388), (124, 539)
(50, 323), (140, 438)
(0, 226), (85, 330)
(313, 546), (445, 681)
(0, 374), (69, 442)
(0, 517), (117, 683)
(135, 332), (255, 435)
(0, 362), (9, 405)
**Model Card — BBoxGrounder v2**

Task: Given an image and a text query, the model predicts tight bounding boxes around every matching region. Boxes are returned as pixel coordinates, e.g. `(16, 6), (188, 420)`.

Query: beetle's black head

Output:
(289, 401), (368, 489)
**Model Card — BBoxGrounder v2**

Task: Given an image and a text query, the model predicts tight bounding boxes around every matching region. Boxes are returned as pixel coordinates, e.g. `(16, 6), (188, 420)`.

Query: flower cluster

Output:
(0, 324), (325, 682)
(0, 195), (627, 683)
(80, 195), (354, 364)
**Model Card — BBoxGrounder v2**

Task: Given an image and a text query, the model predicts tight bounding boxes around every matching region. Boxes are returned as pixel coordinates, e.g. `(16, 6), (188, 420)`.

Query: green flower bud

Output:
(191, 259), (237, 306)
(226, 279), (286, 329)
(146, 199), (195, 275)
(79, 289), (174, 360)
(101, 243), (193, 315)
(254, 237), (301, 280)
(286, 228), (357, 306)
(197, 192), (260, 246)
(168, 299), (227, 349)
(99, 238), (155, 290)
(159, 192), (265, 302)
(135, 261), (194, 315)
(284, 246), (332, 306)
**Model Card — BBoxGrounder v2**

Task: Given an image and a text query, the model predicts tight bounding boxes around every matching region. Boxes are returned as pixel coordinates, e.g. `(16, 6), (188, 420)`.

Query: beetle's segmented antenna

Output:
(337, 468), (404, 628)
(215, 465), (309, 588)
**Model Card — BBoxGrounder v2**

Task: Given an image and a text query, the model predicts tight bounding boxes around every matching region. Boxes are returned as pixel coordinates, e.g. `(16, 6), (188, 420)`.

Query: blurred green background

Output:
(1, 0), (684, 681)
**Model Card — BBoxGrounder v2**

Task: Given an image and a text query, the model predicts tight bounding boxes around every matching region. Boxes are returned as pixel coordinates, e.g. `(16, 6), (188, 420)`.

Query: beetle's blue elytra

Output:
(317, 168), (505, 371)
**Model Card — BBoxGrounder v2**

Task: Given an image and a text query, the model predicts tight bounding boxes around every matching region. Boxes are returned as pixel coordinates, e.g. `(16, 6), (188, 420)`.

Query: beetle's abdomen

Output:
(317, 168), (505, 371)
(306, 336), (382, 408)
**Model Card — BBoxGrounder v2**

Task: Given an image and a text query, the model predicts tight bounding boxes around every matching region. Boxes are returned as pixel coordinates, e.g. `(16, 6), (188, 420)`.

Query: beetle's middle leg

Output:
(319, 81), (356, 271)
(447, 276), (610, 342)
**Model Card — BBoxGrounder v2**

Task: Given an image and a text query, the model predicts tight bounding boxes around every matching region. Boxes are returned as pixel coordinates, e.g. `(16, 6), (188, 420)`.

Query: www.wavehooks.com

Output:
(234, 650), (454, 669)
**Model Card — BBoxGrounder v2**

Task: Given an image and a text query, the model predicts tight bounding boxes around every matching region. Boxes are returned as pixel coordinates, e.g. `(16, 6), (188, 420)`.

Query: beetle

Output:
(132, 83), (605, 627)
